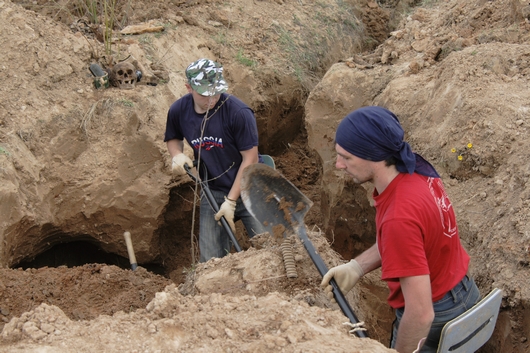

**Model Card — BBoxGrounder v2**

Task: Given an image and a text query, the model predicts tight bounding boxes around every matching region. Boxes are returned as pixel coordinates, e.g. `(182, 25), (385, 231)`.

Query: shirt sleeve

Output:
(164, 101), (184, 142)
(230, 107), (259, 152)
(379, 218), (430, 281)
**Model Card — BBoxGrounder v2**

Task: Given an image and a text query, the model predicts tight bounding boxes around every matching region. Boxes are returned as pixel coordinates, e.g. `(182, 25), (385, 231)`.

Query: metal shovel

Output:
(240, 163), (368, 338)
(184, 162), (242, 252)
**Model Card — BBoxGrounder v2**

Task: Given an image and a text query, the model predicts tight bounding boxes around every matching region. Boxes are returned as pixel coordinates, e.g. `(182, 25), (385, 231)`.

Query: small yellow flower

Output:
(458, 155), (463, 161)
(467, 143), (473, 149)
(451, 148), (456, 153)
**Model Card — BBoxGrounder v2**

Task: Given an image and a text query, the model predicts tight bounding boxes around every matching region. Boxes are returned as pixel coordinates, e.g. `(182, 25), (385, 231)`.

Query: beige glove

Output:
(171, 153), (193, 175)
(214, 197), (237, 233)
(321, 259), (364, 302)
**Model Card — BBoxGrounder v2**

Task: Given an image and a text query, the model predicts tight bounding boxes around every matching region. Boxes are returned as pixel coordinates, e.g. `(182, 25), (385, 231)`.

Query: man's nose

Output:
(335, 157), (345, 169)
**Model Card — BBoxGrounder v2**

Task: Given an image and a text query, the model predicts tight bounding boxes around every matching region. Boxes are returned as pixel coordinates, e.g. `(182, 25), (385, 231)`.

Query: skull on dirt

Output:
(110, 62), (137, 90)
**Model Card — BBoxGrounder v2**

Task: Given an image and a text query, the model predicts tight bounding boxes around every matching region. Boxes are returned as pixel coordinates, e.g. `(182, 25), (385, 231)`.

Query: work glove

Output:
(171, 153), (193, 176)
(321, 259), (364, 302)
(214, 197), (237, 233)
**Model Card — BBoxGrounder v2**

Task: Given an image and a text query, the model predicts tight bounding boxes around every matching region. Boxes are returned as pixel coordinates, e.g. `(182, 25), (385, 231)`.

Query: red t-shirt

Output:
(373, 173), (470, 309)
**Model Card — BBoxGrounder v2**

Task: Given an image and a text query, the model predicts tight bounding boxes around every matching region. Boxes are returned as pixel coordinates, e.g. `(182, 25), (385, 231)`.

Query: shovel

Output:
(240, 163), (368, 338)
(184, 162), (242, 253)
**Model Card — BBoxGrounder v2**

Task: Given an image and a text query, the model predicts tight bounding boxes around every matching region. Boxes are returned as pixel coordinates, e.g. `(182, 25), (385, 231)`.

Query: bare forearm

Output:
(167, 139), (184, 157)
(228, 148), (258, 200)
(227, 168), (245, 201)
(395, 275), (434, 352)
(394, 312), (432, 352)
(354, 243), (381, 274)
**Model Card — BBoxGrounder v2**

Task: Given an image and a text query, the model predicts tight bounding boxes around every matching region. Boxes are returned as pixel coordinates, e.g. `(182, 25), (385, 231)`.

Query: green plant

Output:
(120, 0), (132, 28)
(81, 0), (98, 23)
(314, 1), (330, 9)
(105, 0), (117, 55)
(137, 34), (157, 61)
(154, 23), (173, 38)
(235, 49), (257, 67)
(262, 0), (365, 90)
(75, 0), (121, 55)
(0, 146), (9, 156)
(293, 65), (304, 82)
(343, 18), (358, 30)
(422, 0), (439, 8)
(274, 20), (325, 78)
(213, 31), (228, 45)
(138, 34), (153, 45)
(119, 98), (134, 107)
(292, 14), (303, 27)
(276, 25), (296, 52)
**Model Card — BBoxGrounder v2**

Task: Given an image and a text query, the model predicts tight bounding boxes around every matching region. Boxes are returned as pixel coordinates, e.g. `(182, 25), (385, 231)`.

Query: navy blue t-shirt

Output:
(164, 93), (260, 194)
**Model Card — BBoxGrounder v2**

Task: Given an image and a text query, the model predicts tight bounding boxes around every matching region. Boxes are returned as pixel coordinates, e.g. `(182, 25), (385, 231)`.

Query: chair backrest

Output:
(437, 288), (502, 353)
(261, 154), (276, 169)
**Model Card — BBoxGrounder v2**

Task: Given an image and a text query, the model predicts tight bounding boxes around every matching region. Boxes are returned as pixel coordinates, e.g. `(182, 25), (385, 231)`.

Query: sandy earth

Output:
(0, 0), (529, 352)
(0, 232), (394, 352)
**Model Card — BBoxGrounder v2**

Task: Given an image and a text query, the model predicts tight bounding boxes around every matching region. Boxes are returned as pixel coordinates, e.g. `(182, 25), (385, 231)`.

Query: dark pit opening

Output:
(13, 241), (167, 276)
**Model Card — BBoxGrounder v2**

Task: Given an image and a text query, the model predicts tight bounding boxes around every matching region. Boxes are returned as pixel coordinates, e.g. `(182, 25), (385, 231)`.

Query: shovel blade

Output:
(241, 163), (313, 237)
(241, 163), (368, 337)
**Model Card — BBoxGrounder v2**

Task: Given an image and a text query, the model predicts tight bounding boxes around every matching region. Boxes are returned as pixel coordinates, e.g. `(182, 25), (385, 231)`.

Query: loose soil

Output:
(0, 0), (529, 352)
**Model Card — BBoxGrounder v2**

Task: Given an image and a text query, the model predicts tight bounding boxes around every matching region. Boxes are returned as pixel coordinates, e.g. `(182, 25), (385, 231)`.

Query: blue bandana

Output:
(335, 106), (439, 178)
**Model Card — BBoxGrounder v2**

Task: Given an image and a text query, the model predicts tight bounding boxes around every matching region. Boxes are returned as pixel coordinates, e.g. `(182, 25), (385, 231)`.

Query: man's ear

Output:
(185, 83), (193, 93)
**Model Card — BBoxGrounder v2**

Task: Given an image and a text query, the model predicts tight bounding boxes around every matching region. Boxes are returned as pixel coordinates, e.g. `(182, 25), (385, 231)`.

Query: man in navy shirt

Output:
(164, 58), (266, 262)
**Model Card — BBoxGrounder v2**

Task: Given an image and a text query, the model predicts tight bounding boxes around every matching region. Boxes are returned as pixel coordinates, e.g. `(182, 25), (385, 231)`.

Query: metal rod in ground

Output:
(123, 231), (138, 271)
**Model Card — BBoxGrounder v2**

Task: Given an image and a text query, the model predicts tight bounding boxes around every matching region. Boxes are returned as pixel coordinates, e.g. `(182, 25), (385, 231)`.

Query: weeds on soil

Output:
(103, 0), (117, 55)
(236, 49), (257, 67)
(43, 0), (126, 56)
(0, 146), (10, 156)
(268, 2), (365, 91)
(119, 98), (134, 107)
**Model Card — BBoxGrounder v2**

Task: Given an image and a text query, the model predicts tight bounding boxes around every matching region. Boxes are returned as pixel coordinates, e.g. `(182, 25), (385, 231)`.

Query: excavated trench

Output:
(5, 105), (392, 345)
(3, 2), (521, 351)
(4, 79), (514, 353)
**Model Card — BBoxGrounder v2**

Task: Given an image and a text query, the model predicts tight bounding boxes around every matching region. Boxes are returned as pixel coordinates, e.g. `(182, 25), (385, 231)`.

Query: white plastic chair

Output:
(437, 288), (502, 353)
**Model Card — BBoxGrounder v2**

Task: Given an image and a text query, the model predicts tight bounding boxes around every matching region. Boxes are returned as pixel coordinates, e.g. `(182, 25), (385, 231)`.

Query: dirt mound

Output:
(0, 264), (172, 327)
(0, 231), (394, 352)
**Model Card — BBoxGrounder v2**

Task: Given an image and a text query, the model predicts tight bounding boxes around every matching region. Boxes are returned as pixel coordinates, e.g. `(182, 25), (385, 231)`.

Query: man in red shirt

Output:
(321, 106), (480, 353)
